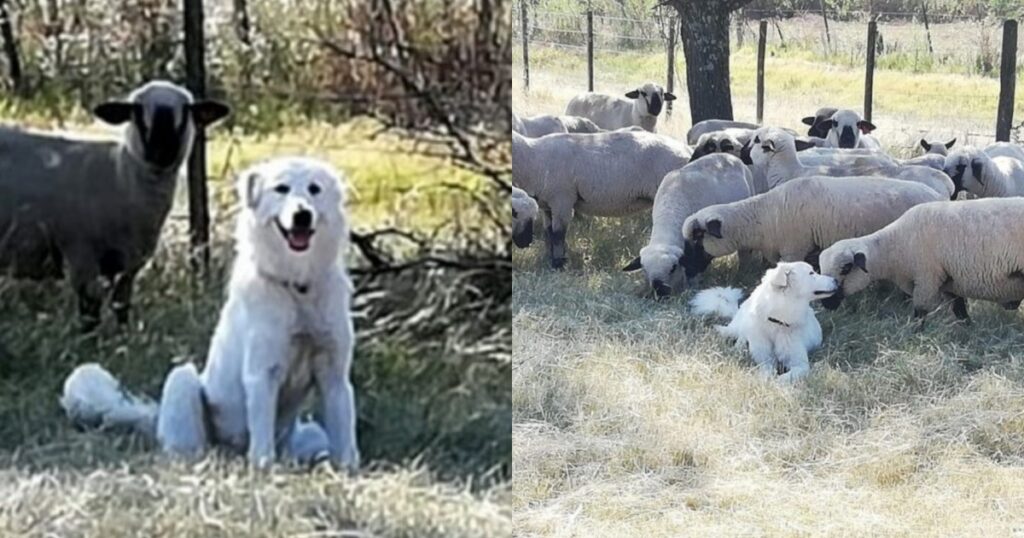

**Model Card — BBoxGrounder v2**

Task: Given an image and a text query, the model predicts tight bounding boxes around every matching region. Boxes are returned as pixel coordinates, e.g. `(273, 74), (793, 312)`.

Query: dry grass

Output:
(513, 46), (1024, 535)
(0, 121), (509, 537)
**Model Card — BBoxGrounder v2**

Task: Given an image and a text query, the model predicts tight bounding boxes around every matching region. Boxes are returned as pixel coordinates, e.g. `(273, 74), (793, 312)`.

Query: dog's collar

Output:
(257, 269), (310, 295)
(767, 316), (790, 328)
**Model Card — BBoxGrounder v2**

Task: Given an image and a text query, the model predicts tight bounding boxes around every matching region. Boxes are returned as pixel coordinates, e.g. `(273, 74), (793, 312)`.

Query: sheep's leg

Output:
(949, 295), (970, 323)
(66, 251), (103, 332)
(545, 202), (573, 270)
(110, 268), (140, 326)
(911, 276), (943, 332)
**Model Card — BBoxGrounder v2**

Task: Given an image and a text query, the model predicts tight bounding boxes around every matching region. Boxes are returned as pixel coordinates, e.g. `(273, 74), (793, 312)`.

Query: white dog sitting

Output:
(60, 157), (359, 468)
(691, 261), (838, 382)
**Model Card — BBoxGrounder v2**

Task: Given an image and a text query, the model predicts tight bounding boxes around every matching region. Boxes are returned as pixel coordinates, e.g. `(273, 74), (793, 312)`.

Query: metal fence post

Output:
(864, 20), (876, 123)
(666, 15), (676, 116)
(586, 9), (594, 91)
(996, 19), (1017, 142)
(184, 0), (210, 270)
(757, 20), (767, 124)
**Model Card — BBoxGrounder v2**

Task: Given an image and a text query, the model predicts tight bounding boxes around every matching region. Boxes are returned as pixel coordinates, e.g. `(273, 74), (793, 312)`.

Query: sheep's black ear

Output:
(920, 139), (931, 151)
(690, 143), (710, 161)
(190, 100), (231, 126)
(763, 139), (776, 153)
(664, 92), (677, 101)
(706, 219), (723, 239)
(794, 138), (815, 152)
(739, 141), (753, 165)
(625, 90), (640, 99)
(945, 138), (957, 149)
(93, 102), (138, 125)
(857, 120), (877, 133)
(971, 159), (984, 185)
(801, 116), (816, 126)
(853, 252), (868, 273)
(622, 256), (642, 272)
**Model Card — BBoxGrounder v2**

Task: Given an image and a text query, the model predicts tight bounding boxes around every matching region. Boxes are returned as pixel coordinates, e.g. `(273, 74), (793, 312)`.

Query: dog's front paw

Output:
(331, 445), (360, 472)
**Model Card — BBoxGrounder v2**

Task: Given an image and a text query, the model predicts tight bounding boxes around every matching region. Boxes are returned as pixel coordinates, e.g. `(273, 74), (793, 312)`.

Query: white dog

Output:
(60, 157), (359, 468)
(691, 261), (838, 382)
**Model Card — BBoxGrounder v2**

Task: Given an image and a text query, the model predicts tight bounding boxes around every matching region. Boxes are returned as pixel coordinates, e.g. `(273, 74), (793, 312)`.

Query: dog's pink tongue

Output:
(288, 230), (312, 250)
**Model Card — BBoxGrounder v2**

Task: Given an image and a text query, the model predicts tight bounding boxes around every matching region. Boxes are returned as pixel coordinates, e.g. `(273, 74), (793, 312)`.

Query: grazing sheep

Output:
(565, 82), (676, 132)
(943, 145), (1024, 199)
(751, 128), (953, 198)
(512, 130), (691, 268)
(681, 176), (945, 276)
(818, 198), (1024, 322)
(689, 128), (753, 161)
(512, 186), (539, 248)
(513, 114), (603, 137)
(621, 154), (756, 297)
(686, 119), (760, 145)
(0, 80), (230, 330)
(801, 107), (838, 139)
(818, 109), (879, 149)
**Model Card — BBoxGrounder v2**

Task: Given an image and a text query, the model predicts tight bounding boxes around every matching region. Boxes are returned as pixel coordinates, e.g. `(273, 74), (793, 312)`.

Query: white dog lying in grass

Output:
(691, 261), (839, 382)
(61, 157), (359, 469)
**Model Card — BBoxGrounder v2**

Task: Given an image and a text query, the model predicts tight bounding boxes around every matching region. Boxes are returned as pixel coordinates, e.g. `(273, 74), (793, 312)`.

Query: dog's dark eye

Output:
(840, 263), (853, 276)
(308, 183), (321, 196)
(274, 184), (290, 194)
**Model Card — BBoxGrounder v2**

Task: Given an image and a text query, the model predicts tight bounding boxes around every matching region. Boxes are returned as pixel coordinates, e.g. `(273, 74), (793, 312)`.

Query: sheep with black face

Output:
(0, 80), (230, 330)
(565, 82), (676, 132)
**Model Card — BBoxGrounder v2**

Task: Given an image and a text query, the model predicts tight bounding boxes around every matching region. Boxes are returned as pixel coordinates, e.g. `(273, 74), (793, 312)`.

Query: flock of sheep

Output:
(512, 80), (1024, 336)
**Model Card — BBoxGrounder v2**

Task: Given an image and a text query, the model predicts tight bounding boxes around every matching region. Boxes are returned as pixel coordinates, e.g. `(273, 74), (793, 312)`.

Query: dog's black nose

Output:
(293, 209), (313, 229)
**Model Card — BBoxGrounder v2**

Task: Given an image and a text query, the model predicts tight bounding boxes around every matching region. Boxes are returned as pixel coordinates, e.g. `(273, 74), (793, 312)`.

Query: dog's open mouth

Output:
(275, 220), (315, 252)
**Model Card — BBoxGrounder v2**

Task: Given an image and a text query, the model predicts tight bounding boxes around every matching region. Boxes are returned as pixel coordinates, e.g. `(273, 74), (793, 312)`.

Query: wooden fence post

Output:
(920, 1), (933, 55)
(586, 9), (594, 91)
(819, 0), (832, 54)
(996, 19), (1017, 142)
(666, 15), (676, 116)
(184, 0), (210, 270)
(864, 20), (876, 123)
(757, 20), (766, 124)
(520, 0), (529, 92)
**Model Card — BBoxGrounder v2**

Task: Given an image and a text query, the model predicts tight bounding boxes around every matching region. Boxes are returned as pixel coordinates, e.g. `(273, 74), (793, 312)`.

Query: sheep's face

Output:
(763, 261), (839, 305)
(920, 138), (955, 156)
(238, 157), (347, 257)
(625, 82), (676, 118)
(638, 244), (685, 298)
(818, 244), (871, 309)
(754, 128), (796, 162)
(943, 147), (985, 199)
(511, 191), (539, 248)
(801, 107), (838, 138)
(94, 80), (230, 171)
(820, 109), (875, 149)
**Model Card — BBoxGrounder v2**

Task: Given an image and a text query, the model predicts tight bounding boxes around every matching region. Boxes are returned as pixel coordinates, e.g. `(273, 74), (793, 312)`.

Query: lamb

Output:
(681, 176), (945, 276)
(513, 114), (603, 137)
(565, 82), (676, 132)
(818, 109), (881, 149)
(621, 154), (756, 297)
(943, 145), (1024, 199)
(686, 119), (760, 145)
(689, 128), (753, 161)
(801, 107), (838, 138)
(751, 128), (954, 198)
(818, 198), (1024, 323)
(512, 186), (539, 248)
(899, 138), (957, 171)
(512, 130), (691, 268)
(0, 80), (230, 331)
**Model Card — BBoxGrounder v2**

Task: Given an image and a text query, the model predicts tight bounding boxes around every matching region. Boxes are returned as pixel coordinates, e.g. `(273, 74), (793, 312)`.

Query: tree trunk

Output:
(0, 0), (21, 93)
(678, 4), (733, 123)
(233, 0), (252, 45)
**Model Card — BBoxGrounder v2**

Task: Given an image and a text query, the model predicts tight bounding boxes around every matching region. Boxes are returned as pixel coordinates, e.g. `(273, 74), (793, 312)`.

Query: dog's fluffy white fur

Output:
(690, 261), (838, 382)
(60, 157), (359, 468)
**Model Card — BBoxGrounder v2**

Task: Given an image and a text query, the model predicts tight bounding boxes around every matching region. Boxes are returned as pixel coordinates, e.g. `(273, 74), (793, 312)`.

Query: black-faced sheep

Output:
(818, 109), (880, 149)
(944, 145), (1024, 199)
(512, 130), (691, 268)
(681, 176), (945, 276)
(819, 198), (1024, 322)
(565, 82), (676, 132)
(621, 154), (756, 297)
(0, 80), (230, 330)
(686, 119), (760, 145)
(801, 107), (838, 139)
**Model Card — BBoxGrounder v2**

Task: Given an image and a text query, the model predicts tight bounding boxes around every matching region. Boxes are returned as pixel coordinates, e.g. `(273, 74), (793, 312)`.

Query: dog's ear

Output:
(971, 158), (984, 185)
(622, 256), (642, 272)
(706, 219), (722, 239)
(853, 252), (868, 273)
(239, 169), (263, 209)
(945, 138), (957, 149)
(770, 268), (790, 288)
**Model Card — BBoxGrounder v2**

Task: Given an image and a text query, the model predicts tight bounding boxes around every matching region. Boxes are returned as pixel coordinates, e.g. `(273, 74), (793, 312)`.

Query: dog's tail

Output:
(690, 287), (745, 319)
(60, 363), (158, 438)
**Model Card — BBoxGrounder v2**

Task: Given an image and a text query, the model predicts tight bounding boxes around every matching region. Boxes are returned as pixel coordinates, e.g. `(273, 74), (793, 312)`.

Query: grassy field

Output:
(513, 40), (1024, 535)
(0, 116), (510, 537)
